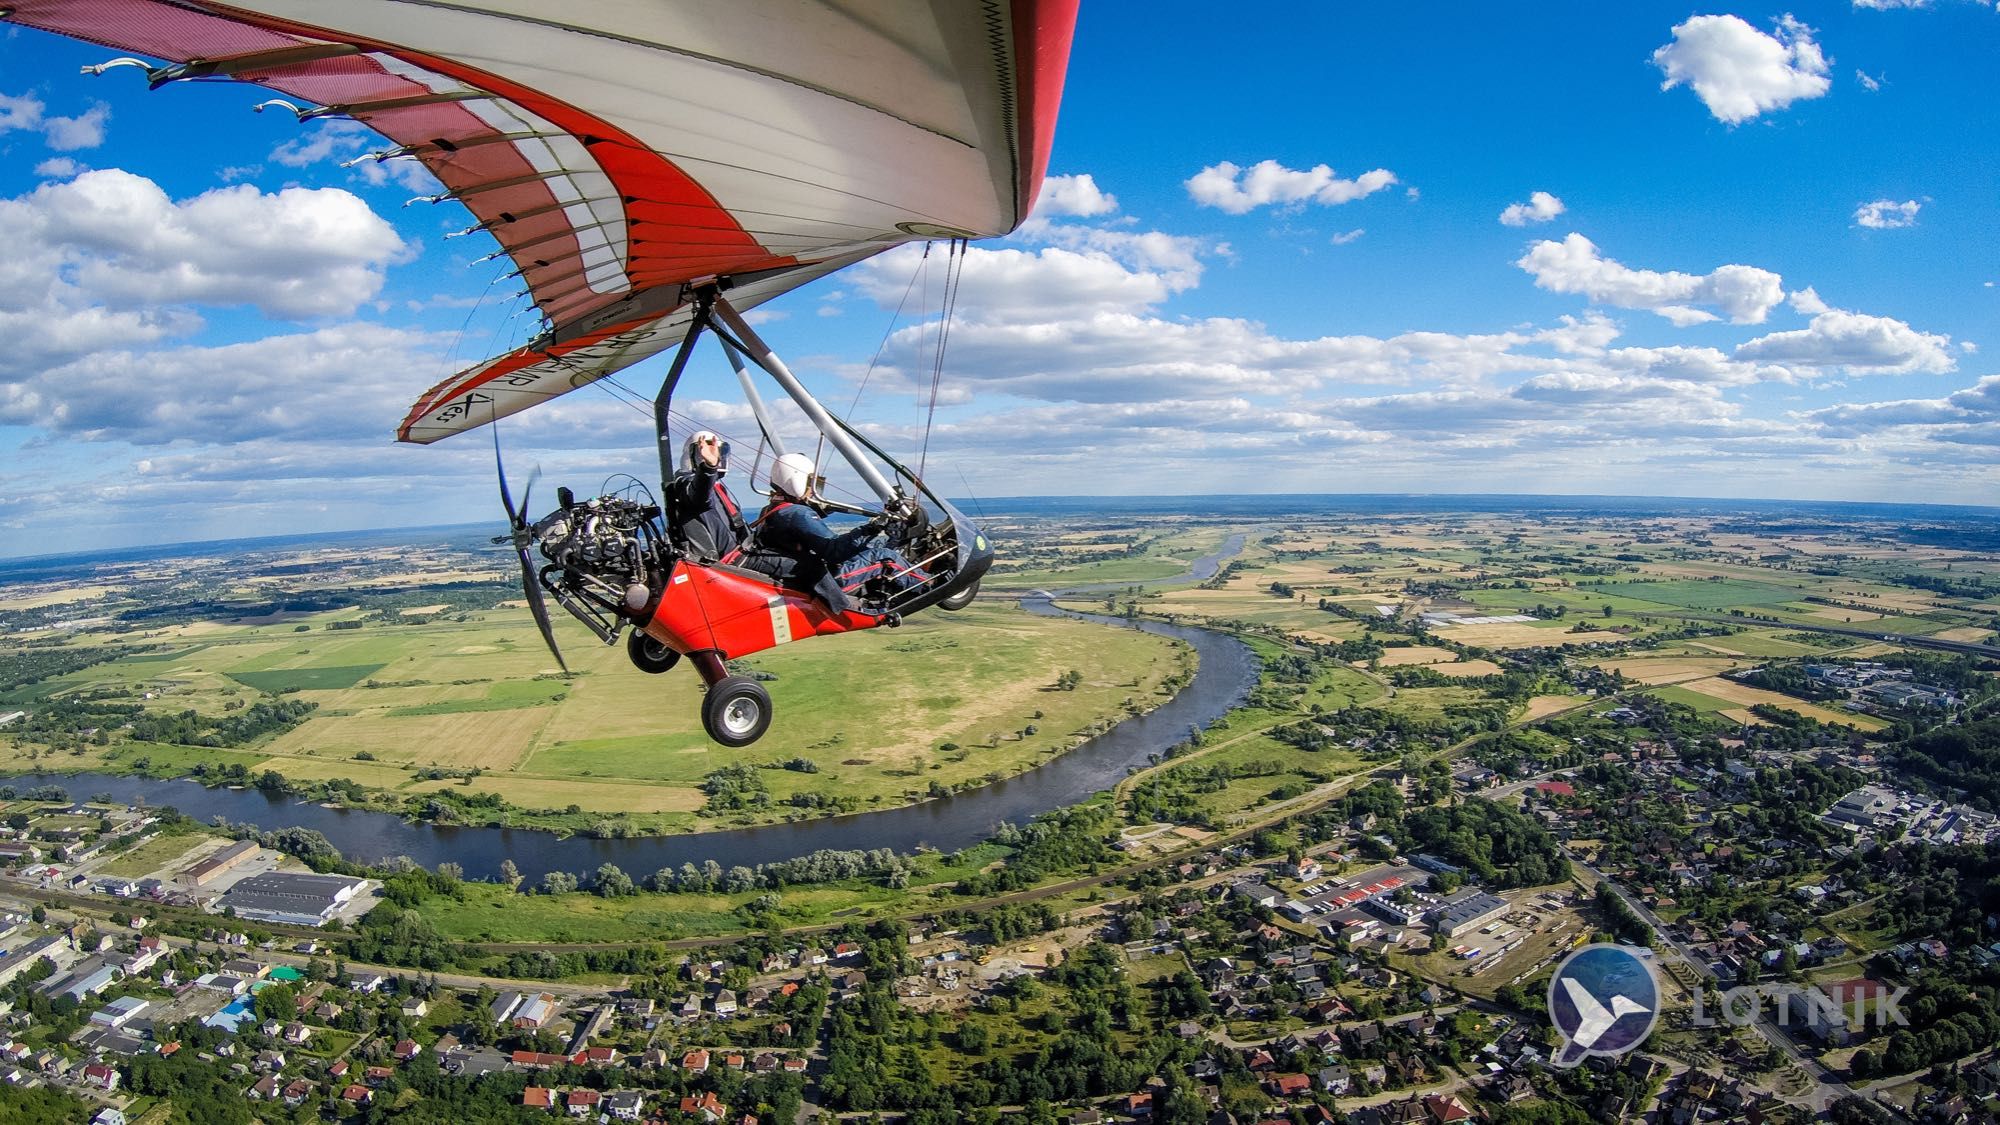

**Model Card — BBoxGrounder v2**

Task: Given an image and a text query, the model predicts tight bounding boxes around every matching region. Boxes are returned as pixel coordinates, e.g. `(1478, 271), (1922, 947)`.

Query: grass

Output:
(1646, 685), (1734, 714)
(226, 664), (387, 692)
(95, 830), (208, 878)
(384, 678), (568, 716)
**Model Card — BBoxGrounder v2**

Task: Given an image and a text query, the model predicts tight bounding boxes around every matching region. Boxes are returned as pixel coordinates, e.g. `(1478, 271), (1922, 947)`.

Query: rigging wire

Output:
(917, 238), (965, 479)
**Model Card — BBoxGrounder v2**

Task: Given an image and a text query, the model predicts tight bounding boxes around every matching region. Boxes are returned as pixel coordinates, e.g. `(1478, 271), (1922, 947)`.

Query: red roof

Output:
(1273, 1073), (1310, 1095)
(342, 1084), (372, 1102)
(568, 1089), (602, 1106)
(1535, 781), (1576, 797)
(524, 1087), (555, 1108)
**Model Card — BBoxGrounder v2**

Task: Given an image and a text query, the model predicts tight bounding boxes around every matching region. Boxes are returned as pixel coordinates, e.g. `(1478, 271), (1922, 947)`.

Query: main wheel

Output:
(937, 578), (980, 612)
(627, 631), (681, 674)
(702, 676), (772, 747)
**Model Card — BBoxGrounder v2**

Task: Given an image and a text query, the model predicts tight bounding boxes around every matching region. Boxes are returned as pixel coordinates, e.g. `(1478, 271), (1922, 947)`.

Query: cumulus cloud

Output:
(1854, 199), (1920, 229)
(1033, 173), (1119, 219)
(2, 169), (407, 324)
(1185, 159), (1398, 214)
(34, 157), (84, 178)
(0, 323), (448, 444)
(1499, 191), (1566, 226)
(1652, 14), (1832, 124)
(0, 91), (110, 150)
(270, 120), (441, 193)
(1737, 298), (1955, 374)
(1516, 233), (1786, 325)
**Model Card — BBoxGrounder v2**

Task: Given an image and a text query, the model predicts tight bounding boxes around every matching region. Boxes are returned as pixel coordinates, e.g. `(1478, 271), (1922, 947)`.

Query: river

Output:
(8, 537), (1256, 882)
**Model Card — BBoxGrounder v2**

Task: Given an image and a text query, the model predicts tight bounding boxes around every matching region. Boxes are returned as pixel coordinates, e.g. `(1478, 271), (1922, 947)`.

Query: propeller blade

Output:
(517, 553), (570, 676)
(493, 412), (521, 526)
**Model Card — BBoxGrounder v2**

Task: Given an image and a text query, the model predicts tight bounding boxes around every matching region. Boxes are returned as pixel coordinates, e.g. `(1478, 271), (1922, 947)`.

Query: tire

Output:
(702, 676), (772, 747)
(627, 631), (681, 674)
(937, 578), (980, 612)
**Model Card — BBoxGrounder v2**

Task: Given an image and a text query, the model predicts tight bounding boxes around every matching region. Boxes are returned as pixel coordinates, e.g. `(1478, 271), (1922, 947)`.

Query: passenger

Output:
(753, 453), (921, 615)
(666, 430), (747, 561)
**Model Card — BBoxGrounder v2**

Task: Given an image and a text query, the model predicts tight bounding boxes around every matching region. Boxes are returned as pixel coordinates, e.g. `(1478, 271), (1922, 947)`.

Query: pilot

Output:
(666, 430), (747, 561)
(752, 453), (921, 615)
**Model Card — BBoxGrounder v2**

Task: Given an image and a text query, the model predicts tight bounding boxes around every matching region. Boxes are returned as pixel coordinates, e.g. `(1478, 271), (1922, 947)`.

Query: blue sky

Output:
(1, 2), (1997, 555)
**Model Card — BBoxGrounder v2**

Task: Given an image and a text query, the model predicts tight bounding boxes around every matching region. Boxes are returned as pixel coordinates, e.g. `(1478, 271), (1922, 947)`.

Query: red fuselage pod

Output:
(634, 561), (882, 663)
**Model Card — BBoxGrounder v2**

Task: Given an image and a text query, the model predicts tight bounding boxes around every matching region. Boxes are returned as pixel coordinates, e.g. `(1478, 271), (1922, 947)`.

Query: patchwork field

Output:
(1672, 676), (1890, 730)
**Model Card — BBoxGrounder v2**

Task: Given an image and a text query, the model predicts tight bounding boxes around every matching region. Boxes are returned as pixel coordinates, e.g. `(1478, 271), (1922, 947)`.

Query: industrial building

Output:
(214, 871), (367, 927)
(183, 840), (261, 888)
(1427, 890), (1510, 938)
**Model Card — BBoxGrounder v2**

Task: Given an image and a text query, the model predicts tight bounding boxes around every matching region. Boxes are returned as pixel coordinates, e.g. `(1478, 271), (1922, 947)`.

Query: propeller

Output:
(491, 421), (570, 676)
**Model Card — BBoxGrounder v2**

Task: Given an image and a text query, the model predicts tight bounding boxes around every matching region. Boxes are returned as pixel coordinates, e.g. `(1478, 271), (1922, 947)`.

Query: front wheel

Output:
(937, 578), (980, 612)
(702, 676), (772, 747)
(627, 631), (681, 674)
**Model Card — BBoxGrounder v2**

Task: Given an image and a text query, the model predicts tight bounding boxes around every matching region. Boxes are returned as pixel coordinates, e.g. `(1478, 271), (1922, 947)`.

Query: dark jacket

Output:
(668, 464), (747, 560)
(752, 500), (882, 614)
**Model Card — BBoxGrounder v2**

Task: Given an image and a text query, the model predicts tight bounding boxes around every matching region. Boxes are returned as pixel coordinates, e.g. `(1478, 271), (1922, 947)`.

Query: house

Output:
(283, 1022), (312, 1045)
(82, 1063), (119, 1091)
(1422, 1094), (1474, 1124)
(566, 1089), (601, 1116)
(401, 999), (429, 1019)
(281, 1078), (312, 1107)
(580, 1046), (618, 1066)
(1268, 1073), (1311, 1098)
(1317, 1065), (1351, 1094)
(833, 942), (862, 959)
(683, 1048), (710, 1073)
(90, 1112), (125, 1125)
(680, 1091), (726, 1123)
(345, 971), (388, 994)
(342, 1084), (373, 1105)
(605, 1090), (646, 1120)
(713, 989), (738, 1017)
(523, 1086), (555, 1110)
(392, 1038), (422, 1061)
(248, 1074), (280, 1100)
(512, 992), (558, 1029)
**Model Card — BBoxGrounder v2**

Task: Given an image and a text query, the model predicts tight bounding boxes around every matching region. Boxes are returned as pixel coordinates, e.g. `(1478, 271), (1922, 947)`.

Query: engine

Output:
(531, 495), (658, 588)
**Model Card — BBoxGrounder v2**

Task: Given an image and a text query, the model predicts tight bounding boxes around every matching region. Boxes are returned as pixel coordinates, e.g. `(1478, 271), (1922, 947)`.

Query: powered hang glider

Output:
(18, 0), (1079, 745)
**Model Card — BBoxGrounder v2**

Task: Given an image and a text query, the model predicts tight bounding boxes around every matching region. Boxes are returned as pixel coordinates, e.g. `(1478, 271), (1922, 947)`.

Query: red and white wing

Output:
(6, 0), (1078, 442)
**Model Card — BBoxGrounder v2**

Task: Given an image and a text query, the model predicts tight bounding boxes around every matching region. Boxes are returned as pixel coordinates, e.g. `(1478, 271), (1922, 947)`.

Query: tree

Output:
(498, 859), (521, 888)
(540, 870), (578, 895)
(593, 864), (634, 897)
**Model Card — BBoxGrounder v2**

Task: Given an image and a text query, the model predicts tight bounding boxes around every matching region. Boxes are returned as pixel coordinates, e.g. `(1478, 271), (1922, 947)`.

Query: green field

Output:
(1581, 579), (1814, 611)
(226, 664), (386, 692)
(94, 830), (208, 878)
(386, 679), (568, 716)
(1646, 684), (1733, 714)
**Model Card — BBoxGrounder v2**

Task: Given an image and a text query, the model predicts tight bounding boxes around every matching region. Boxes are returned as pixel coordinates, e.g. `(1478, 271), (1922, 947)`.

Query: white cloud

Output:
(1330, 229), (1365, 245)
(1516, 233), (1786, 324)
(34, 157), (83, 178)
(270, 120), (440, 193)
(2, 323), (447, 444)
(1033, 174), (1119, 219)
(1854, 199), (1920, 228)
(3, 169), (407, 322)
(1856, 69), (1883, 92)
(42, 103), (108, 150)
(1652, 14), (1832, 124)
(1499, 191), (1566, 226)
(1736, 302), (1955, 374)
(1185, 159), (1398, 214)
(0, 91), (110, 150)
(1852, 0), (1929, 8)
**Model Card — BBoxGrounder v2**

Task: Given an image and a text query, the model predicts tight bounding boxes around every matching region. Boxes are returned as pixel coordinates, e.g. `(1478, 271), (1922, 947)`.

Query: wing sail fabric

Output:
(6, 0), (1078, 442)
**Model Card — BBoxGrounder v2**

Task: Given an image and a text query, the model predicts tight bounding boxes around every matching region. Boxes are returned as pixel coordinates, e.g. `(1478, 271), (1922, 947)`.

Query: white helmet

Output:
(682, 430), (725, 474)
(769, 452), (816, 499)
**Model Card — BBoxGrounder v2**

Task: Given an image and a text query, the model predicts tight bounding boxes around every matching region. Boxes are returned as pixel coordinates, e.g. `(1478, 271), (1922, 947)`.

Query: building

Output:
(41, 955), (122, 1002)
(214, 871), (367, 926)
(183, 840), (261, 887)
(89, 996), (150, 1029)
(1427, 891), (1510, 938)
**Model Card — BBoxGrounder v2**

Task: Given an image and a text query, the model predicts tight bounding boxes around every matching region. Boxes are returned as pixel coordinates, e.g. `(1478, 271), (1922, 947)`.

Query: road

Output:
(1578, 858), (1857, 1113)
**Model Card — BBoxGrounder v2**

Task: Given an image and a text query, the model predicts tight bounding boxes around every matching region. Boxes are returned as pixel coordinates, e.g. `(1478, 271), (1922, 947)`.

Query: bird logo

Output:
(1547, 943), (1660, 1067)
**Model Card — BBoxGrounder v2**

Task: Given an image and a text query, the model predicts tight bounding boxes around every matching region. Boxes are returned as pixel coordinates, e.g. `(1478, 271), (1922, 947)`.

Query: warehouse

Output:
(215, 871), (367, 927)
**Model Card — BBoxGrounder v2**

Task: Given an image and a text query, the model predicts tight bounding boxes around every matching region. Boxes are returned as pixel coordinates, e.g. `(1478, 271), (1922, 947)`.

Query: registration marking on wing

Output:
(768, 598), (794, 646)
